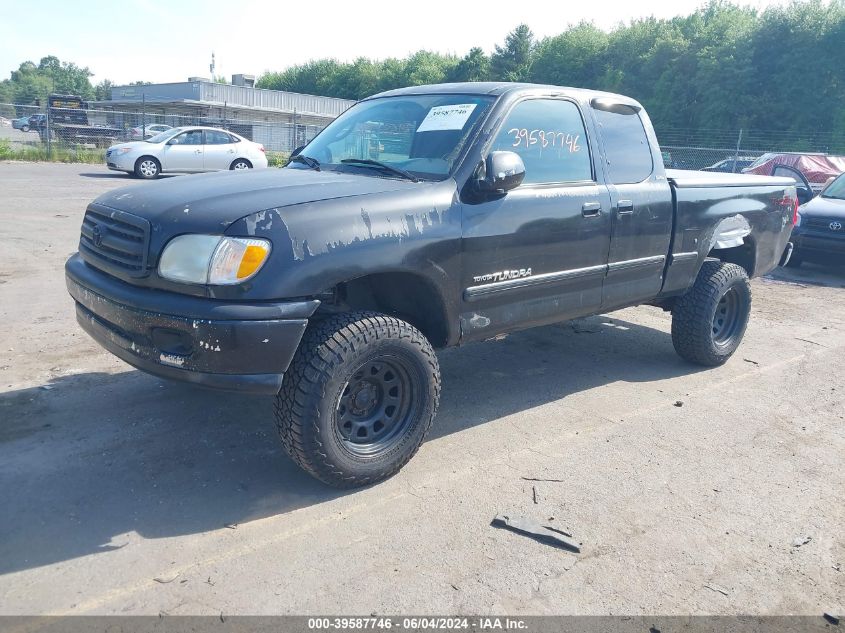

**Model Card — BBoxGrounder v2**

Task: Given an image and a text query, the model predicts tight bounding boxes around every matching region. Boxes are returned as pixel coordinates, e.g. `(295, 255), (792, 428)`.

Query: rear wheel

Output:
(274, 311), (440, 488)
(230, 158), (251, 170)
(134, 156), (160, 179)
(21, 124), (29, 132)
(671, 261), (752, 366)
(785, 251), (803, 268)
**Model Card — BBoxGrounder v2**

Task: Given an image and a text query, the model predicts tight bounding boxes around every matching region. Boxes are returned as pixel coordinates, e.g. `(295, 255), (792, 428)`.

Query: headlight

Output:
(117, 147), (133, 154)
(158, 235), (271, 285)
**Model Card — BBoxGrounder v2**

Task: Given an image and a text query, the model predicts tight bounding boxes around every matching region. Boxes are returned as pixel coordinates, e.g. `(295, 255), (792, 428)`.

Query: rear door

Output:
(203, 129), (238, 170)
(591, 99), (674, 310)
(162, 129), (204, 171)
(460, 97), (612, 340)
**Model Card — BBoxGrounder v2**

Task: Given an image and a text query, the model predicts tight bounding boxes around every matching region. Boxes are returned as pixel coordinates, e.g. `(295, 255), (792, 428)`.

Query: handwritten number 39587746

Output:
(508, 129), (581, 153)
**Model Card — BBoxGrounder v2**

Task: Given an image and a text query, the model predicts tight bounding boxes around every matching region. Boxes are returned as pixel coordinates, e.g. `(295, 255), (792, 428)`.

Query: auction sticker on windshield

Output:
(417, 104), (477, 132)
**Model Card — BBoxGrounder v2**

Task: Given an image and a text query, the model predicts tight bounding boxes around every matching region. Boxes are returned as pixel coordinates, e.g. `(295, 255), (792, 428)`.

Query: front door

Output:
(163, 129), (204, 171)
(460, 97), (612, 341)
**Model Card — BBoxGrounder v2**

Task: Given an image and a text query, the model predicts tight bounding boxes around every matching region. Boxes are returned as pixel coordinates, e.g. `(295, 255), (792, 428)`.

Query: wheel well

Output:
(135, 155), (160, 168)
(708, 237), (756, 277)
(321, 272), (450, 348)
(231, 158), (252, 169)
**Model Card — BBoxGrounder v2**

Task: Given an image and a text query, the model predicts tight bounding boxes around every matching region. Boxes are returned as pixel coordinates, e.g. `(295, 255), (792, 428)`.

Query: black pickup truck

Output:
(66, 82), (796, 487)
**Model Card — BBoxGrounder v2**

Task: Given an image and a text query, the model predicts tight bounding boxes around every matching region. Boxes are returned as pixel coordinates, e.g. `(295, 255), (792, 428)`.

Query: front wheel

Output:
(134, 156), (160, 179)
(671, 261), (752, 366)
(275, 312), (441, 488)
(230, 158), (251, 170)
(21, 124), (29, 132)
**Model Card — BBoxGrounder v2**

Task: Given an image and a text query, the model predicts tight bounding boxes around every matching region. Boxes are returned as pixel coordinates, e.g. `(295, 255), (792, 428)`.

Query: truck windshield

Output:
(292, 94), (495, 181)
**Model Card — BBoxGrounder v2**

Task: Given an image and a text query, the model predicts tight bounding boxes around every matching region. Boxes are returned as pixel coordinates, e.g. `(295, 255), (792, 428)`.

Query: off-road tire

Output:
(671, 261), (752, 366)
(274, 311), (440, 488)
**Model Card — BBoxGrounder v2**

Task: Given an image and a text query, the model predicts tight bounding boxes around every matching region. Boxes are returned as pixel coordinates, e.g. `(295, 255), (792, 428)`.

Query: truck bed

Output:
(666, 168), (796, 189)
(660, 169), (796, 298)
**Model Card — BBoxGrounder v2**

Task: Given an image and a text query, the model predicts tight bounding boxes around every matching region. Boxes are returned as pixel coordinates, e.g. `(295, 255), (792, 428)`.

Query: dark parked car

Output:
(787, 172), (845, 267)
(65, 82), (797, 487)
(27, 113), (47, 130)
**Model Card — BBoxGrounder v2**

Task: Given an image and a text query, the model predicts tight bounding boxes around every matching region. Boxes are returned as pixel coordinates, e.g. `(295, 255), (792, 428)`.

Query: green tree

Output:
(448, 47), (491, 82)
(94, 79), (114, 100)
(490, 24), (535, 81)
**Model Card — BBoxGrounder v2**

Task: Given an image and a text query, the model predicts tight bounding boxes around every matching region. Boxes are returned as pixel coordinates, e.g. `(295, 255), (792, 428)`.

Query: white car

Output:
(127, 123), (172, 140)
(105, 126), (268, 179)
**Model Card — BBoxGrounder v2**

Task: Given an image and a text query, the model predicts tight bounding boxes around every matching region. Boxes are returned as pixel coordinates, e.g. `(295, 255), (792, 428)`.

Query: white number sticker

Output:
(417, 103), (477, 132)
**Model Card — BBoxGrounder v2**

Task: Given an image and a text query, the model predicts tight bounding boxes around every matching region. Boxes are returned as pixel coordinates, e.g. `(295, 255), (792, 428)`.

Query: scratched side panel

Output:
(660, 182), (794, 297)
(221, 180), (464, 331)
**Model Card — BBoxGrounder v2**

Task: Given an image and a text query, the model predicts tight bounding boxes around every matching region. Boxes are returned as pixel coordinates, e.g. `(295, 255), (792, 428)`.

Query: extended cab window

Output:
(491, 99), (592, 185)
(592, 102), (653, 184)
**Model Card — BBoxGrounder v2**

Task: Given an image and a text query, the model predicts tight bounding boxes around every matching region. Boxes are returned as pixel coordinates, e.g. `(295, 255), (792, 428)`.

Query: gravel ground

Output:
(0, 162), (842, 616)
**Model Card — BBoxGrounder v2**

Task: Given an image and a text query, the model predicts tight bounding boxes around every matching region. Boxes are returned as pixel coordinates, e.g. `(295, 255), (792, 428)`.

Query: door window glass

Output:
(491, 99), (592, 185)
(205, 130), (232, 145)
(592, 104), (653, 184)
(171, 130), (203, 145)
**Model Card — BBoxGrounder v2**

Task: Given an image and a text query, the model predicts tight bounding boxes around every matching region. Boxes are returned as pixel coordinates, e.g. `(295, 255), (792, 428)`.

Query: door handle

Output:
(581, 202), (602, 217)
(617, 200), (634, 215)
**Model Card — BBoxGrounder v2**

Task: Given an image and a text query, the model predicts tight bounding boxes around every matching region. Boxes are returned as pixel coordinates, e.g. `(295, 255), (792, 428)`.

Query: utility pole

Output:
(142, 93), (146, 139)
(732, 129), (743, 173)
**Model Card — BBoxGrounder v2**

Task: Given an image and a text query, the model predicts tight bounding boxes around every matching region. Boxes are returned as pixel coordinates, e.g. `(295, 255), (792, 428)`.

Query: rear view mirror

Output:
(479, 151), (525, 194)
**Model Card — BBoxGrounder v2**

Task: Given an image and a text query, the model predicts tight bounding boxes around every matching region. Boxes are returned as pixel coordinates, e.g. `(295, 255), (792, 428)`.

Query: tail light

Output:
(792, 197), (799, 226)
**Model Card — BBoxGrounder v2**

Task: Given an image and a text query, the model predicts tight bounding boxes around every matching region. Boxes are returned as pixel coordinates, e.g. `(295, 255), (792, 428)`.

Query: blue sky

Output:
(1, 0), (793, 86)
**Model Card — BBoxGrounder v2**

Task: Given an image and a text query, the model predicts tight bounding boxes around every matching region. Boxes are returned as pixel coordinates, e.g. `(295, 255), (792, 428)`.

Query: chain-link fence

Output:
(657, 127), (845, 173)
(2, 99), (844, 176)
(0, 101), (326, 161)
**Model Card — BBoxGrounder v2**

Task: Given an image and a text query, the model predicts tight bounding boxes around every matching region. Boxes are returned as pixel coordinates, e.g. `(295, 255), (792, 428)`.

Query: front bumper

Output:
(65, 254), (318, 394)
(105, 151), (134, 171)
(792, 227), (845, 259)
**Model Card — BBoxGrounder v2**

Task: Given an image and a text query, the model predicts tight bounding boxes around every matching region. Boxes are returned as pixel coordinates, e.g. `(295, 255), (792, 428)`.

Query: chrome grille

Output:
(79, 206), (150, 277)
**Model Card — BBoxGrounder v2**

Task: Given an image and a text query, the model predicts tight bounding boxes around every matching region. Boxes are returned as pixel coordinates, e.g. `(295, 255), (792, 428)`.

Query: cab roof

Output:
(365, 82), (643, 109)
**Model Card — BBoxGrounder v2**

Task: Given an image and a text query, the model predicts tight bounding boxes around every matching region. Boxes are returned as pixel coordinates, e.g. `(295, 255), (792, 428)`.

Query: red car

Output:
(743, 152), (845, 193)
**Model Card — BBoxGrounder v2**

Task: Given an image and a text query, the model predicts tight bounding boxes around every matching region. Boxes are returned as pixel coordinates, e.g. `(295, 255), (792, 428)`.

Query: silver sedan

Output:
(105, 126), (269, 179)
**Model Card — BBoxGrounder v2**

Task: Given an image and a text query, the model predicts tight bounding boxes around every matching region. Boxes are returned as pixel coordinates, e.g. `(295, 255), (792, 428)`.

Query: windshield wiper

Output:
(340, 158), (419, 182)
(290, 154), (320, 170)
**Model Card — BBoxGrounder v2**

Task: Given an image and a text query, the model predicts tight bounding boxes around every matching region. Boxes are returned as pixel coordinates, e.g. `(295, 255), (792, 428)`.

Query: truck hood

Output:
(92, 167), (420, 230)
(800, 195), (845, 219)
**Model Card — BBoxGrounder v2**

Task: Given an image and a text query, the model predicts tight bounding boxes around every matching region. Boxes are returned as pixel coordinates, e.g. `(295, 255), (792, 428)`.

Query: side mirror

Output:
(479, 151), (525, 193)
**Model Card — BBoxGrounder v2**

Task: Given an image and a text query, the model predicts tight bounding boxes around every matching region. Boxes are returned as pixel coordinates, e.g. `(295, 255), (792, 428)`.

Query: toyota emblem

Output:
(92, 224), (105, 247)
(831, 221), (843, 231)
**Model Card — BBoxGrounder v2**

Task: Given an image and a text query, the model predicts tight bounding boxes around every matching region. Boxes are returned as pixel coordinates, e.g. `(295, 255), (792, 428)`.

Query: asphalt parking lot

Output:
(0, 161), (843, 616)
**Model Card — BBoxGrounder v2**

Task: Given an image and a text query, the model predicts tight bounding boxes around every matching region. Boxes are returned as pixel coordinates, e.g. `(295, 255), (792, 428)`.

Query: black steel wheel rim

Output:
(335, 356), (414, 456)
(712, 287), (742, 346)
